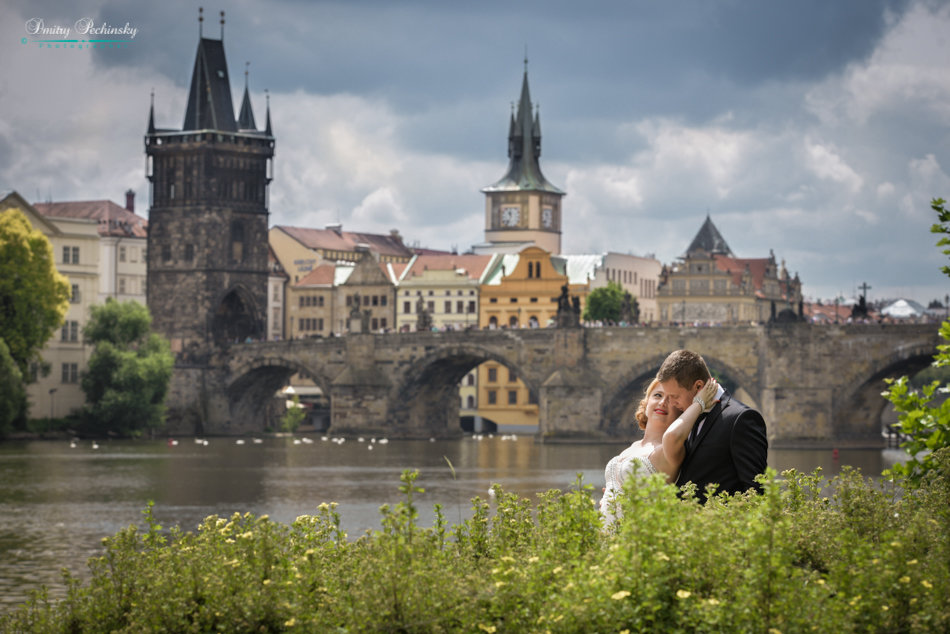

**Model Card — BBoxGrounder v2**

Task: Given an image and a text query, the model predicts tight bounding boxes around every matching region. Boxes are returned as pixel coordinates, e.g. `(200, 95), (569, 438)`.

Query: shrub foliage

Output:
(4, 454), (950, 633)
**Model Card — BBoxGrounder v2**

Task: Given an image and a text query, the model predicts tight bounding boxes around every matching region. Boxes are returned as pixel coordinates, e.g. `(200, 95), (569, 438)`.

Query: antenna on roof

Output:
(220, 10), (225, 39)
(198, 7), (203, 38)
(244, 61), (250, 87)
(524, 45), (528, 72)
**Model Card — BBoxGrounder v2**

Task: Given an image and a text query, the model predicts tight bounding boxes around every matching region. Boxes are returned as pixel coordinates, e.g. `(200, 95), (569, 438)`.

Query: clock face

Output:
(541, 208), (553, 228)
(501, 206), (520, 227)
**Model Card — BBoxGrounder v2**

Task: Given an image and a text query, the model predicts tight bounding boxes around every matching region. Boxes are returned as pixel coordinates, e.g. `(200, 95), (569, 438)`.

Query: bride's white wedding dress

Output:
(600, 443), (658, 527)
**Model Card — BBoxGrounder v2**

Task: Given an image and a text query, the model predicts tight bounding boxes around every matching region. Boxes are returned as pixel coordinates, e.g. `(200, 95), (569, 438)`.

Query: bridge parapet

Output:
(162, 323), (941, 445)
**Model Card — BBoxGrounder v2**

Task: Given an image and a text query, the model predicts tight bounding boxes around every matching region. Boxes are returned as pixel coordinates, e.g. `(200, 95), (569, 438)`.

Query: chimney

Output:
(125, 189), (135, 212)
(326, 222), (342, 235)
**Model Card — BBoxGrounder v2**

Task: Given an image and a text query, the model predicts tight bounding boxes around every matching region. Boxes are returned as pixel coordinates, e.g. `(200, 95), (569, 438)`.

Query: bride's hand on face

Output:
(693, 378), (719, 412)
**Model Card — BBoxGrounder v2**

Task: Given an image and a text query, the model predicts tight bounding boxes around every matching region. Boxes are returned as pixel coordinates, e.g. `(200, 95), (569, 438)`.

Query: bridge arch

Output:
(226, 356), (332, 432)
(834, 342), (938, 439)
(388, 344), (539, 434)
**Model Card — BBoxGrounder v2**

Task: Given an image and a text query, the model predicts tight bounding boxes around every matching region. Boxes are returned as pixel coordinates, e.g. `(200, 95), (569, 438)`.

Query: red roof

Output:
(296, 263), (337, 287)
(276, 225), (415, 259)
(33, 200), (147, 238)
(402, 254), (494, 281)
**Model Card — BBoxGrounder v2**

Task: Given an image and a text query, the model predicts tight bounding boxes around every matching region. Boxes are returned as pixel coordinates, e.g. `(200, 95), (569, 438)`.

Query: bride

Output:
(600, 376), (719, 526)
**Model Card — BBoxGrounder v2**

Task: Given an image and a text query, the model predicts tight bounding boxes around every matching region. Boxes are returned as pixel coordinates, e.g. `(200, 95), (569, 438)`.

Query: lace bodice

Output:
(600, 443), (658, 526)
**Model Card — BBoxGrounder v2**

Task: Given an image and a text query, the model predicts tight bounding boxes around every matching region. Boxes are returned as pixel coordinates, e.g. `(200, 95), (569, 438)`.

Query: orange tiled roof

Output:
(33, 200), (147, 238)
(277, 225), (415, 259)
(402, 254), (494, 281)
(296, 263), (337, 287)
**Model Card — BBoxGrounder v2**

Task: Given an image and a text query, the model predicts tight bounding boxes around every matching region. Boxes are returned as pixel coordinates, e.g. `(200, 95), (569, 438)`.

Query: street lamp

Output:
(48, 388), (57, 420)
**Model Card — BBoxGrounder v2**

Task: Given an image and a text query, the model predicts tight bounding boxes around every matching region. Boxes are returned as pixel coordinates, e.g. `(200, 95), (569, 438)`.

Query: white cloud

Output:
(804, 140), (864, 194)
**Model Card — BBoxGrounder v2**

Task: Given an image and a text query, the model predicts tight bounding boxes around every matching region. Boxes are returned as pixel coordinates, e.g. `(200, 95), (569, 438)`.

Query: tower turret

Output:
(481, 59), (564, 254)
(145, 18), (274, 353)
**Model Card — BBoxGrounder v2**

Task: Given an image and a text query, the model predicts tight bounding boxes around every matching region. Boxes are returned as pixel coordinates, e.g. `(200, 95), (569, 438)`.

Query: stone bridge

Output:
(165, 322), (940, 447)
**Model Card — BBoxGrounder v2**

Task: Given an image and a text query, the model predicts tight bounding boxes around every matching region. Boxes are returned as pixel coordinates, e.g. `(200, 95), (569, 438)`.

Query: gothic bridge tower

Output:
(145, 17), (274, 355)
(481, 59), (565, 254)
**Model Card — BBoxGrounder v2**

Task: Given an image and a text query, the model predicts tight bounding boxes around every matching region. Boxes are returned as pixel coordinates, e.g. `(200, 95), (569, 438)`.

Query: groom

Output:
(656, 349), (768, 503)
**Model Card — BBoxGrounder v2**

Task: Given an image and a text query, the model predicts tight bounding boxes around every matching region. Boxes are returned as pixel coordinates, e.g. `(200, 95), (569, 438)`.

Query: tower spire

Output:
(237, 61), (257, 130)
(220, 10), (225, 40)
(198, 6), (203, 38)
(147, 89), (155, 134)
(264, 89), (272, 136)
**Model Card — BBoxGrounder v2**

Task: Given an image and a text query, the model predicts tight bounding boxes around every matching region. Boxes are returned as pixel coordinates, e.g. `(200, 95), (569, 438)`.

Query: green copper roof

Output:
(482, 65), (564, 195)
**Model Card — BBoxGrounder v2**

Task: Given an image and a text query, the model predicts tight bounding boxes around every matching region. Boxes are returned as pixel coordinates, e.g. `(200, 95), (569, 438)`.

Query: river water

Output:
(0, 435), (906, 613)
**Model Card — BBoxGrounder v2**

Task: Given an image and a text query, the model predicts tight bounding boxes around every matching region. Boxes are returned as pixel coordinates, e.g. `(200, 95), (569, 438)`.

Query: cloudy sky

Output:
(2, 0), (950, 304)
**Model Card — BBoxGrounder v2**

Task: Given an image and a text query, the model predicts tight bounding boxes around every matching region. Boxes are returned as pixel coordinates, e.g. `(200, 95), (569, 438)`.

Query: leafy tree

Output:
(80, 299), (173, 437)
(0, 338), (26, 437)
(281, 393), (306, 432)
(0, 204), (70, 376)
(582, 280), (624, 323)
(883, 198), (950, 485)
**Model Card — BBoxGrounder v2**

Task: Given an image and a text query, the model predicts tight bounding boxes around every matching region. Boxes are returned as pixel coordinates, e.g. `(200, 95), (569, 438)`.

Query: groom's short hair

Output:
(657, 349), (711, 388)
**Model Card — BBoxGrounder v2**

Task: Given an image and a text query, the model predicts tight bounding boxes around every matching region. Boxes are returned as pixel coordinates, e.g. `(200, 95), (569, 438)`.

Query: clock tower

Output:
(481, 60), (565, 254)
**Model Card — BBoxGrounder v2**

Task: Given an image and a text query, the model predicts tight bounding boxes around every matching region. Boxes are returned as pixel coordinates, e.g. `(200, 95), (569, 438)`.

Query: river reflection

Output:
(0, 435), (906, 612)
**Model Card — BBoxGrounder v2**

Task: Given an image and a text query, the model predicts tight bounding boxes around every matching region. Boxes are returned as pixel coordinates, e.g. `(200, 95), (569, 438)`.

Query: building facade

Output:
(656, 215), (803, 324)
(2, 192), (100, 419)
(394, 254), (495, 333)
(34, 192), (148, 307)
(586, 252), (662, 323)
(145, 34), (274, 353)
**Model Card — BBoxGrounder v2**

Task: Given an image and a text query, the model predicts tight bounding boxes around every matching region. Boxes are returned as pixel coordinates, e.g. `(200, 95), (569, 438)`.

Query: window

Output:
(466, 374), (475, 386)
(61, 363), (78, 384)
(457, 301), (464, 313)
(380, 318), (387, 329)
(468, 301), (476, 313)
(489, 298), (498, 304)
(487, 367), (498, 383)
(119, 278), (126, 294)
(130, 247), (138, 263)
(427, 301), (434, 313)
(161, 245), (171, 263)
(371, 318), (379, 330)
(70, 284), (81, 304)
(508, 369), (517, 383)
(119, 246), (127, 262)
(487, 390), (497, 405)
(372, 296), (379, 306)
(380, 296), (387, 306)
(444, 301), (451, 314)
(466, 395), (475, 409)
(185, 244), (194, 262)
(62, 246), (79, 265)
(508, 390), (518, 405)
(404, 301), (411, 314)
(60, 321), (78, 342)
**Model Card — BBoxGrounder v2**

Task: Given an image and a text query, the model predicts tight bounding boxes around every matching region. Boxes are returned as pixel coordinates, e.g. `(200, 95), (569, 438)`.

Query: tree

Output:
(0, 204), (70, 376)
(883, 198), (950, 485)
(281, 393), (306, 433)
(582, 281), (624, 323)
(80, 299), (173, 437)
(0, 338), (26, 437)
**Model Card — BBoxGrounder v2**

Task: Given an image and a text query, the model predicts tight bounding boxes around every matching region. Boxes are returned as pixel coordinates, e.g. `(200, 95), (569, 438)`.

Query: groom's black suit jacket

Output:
(675, 389), (768, 503)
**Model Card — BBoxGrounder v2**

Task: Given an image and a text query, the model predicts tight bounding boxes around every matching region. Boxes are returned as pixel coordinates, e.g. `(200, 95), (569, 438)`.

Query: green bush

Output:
(4, 456), (950, 633)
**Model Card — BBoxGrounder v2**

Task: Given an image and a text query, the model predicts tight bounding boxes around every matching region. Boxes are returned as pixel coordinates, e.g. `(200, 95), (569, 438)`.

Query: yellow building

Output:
(476, 246), (592, 427)
(2, 192), (100, 419)
(657, 215), (803, 324)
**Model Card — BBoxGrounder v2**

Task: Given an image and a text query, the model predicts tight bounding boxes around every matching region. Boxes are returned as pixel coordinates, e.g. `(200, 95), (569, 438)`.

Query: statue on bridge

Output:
(416, 296), (433, 332)
(556, 284), (581, 328)
(620, 291), (640, 325)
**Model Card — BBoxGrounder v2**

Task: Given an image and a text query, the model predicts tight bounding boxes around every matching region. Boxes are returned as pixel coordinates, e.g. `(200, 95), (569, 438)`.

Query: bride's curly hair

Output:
(634, 378), (660, 430)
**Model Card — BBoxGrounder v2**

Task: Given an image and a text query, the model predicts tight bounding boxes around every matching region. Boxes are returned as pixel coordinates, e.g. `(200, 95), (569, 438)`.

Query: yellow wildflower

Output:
(477, 625), (496, 633)
(899, 576), (911, 584)
(921, 580), (933, 589)
(611, 590), (631, 600)
(676, 590), (692, 599)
